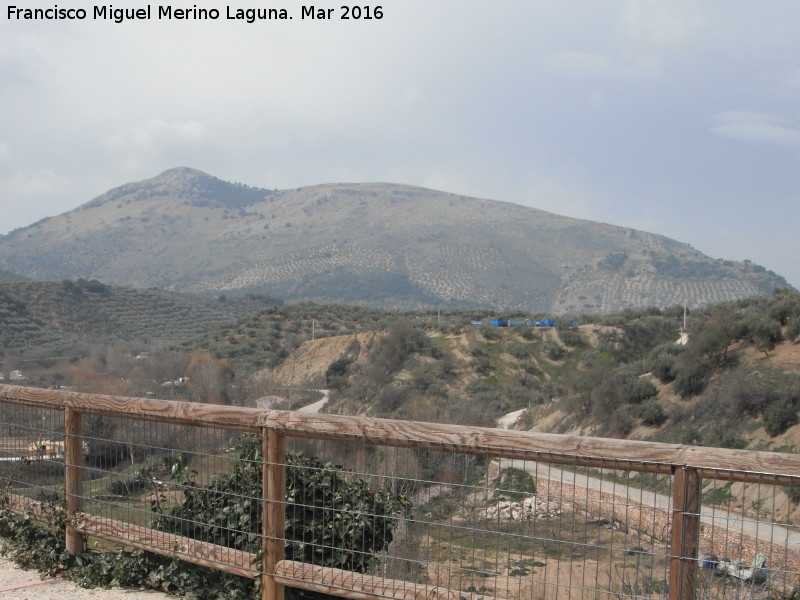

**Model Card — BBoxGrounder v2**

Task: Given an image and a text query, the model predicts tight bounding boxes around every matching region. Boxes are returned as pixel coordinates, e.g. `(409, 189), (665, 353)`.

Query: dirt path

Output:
(496, 408), (525, 430)
(0, 556), (168, 599)
(297, 389), (330, 413)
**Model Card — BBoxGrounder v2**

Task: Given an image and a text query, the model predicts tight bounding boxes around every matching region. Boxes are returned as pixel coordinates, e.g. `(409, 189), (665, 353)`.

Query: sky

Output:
(1, 1), (799, 287)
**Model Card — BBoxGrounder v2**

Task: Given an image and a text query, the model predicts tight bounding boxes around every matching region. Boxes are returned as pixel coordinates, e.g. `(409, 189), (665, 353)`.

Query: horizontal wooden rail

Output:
(76, 514), (259, 579)
(3, 492), (46, 518)
(3, 383), (800, 600)
(274, 560), (497, 600)
(3, 384), (800, 484)
(3, 492), (259, 579)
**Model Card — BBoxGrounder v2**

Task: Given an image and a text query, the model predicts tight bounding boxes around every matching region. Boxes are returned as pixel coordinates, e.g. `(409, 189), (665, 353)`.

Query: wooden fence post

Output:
(64, 407), (85, 555)
(263, 428), (286, 600)
(669, 466), (701, 600)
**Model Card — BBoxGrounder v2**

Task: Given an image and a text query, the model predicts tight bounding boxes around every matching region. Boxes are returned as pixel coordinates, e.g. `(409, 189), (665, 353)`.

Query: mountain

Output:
(0, 167), (788, 313)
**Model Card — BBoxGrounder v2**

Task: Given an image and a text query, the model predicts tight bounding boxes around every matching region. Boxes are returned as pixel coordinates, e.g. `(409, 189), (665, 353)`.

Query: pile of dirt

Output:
(267, 331), (382, 388)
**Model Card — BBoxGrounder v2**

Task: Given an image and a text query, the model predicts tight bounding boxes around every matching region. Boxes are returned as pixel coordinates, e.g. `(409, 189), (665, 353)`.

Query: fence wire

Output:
(1, 392), (799, 600)
(0, 401), (65, 503)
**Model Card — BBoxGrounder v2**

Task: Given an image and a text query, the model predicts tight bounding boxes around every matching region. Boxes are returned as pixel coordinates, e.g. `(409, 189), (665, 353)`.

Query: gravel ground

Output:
(0, 556), (169, 600)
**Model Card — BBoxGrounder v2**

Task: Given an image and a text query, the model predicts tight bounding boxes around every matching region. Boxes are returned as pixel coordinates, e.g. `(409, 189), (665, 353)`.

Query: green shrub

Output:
(542, 341), (565, 361)
(763, 400), (799, 437)
(605, 406), (633, 438)
(506, 342), (530, 360)
(471, 355), (492, 375)
(492, 467), (536, 502)
(519, 359), (542, 377)
(672, 363), (707, 398)
(375, 385), (411, 414)
(157, 437), (410, 573)
(787, 318), (800, 342)
(557, 328), (584, 348)
(633, 399), (667, 426)
(480, 326), (501, 341)
(622, 377), (658, 404)
(649, 343), (682, 383)
(768, 289), (800, 325)
(744, 312), (782, 356)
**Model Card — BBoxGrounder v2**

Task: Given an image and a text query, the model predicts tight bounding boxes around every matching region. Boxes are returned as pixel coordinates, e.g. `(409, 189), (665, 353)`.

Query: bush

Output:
(471, 355), (492, 375)
(107, 477), (149, 496)
(744, 312), (782, 356)
(622, 377), (658, 404)
(519, 359), (542, 377)
(326, 357), (353, 389)
(506, 342), (530, 360)
(558, 328), (584, 348)
(763, 400), (799, 437)
(605, 406), (633, 438)
(649, 343), (682, 383)
(374, 385), (411, 415)
(542, 341), (565, 361)
(768, 290), (800, 325)
(157, 437), (410, 574)
(702, 422), (748, 450)
(672, 362), (707, 398)
(480, 326), (501, 341)
(787, 318), (800, 342)
(633, 399), (667, 426)
(492, 467), (536, 502)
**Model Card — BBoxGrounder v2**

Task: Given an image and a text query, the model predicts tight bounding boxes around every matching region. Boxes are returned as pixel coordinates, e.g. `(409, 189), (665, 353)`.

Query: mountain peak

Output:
(152, 166), (212, 185)
(0, 169), (790, 313)
(82, 167), (217, 209)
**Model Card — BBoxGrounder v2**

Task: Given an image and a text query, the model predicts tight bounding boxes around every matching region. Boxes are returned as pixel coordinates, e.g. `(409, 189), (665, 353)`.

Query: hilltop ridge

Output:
(0, 168), (788, 312)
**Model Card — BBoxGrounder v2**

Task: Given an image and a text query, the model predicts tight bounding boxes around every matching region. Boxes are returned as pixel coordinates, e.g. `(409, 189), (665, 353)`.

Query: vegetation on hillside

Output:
(4, 278), (800, 453)
(0, 279), (278, 360)
(0, 168), (789, 313)
(3, 284), (800, 599)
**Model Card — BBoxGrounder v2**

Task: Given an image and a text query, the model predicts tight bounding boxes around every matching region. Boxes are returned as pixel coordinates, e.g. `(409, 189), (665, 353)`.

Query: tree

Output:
(744, 312), (782, 357)
(686, 307), (744, 369)
(185, 352), (234, 404)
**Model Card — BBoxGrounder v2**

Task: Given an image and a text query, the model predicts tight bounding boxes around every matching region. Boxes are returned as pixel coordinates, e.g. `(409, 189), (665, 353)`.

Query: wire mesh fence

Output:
(1, 385), (799, 600)
(0, 400), (66, 506)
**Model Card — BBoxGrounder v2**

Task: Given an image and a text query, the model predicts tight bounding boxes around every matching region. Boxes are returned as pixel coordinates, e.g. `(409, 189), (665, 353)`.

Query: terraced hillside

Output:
(0, 168), (788, 312)
(0, 279), (276, 353)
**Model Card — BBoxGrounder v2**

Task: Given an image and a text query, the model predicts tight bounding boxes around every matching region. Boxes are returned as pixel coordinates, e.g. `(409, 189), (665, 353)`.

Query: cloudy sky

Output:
(1, 1), (799, 286)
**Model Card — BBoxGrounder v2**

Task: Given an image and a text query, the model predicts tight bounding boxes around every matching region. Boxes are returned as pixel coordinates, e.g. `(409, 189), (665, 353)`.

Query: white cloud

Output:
(619, 0), (706, 52)
(2, 1), (800, 286)
(106, 119), (212, 171)
(0, 169), (66, 198)
(542, 51), (656, 79)
(711, 111), (800, 146)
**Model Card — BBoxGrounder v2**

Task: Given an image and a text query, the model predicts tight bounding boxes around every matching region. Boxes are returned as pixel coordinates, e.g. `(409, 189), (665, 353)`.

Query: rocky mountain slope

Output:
(0, 168), (788, 313)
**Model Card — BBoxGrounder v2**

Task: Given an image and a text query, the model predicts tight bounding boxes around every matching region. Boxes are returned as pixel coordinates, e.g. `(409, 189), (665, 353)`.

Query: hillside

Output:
(7, 287), (799, 463)
(0, 279), (277, 356)
(241, 292), (800, 461)
(0, 168), (788, 313)
(0, 269), (27, 282)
